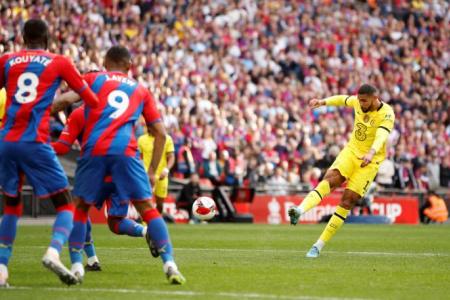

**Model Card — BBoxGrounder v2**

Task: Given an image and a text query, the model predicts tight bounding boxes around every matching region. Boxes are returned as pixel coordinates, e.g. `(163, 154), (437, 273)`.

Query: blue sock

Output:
(118, 219), (145, 237)
(83, 218), (97, 258)
(50, 207), (74, 253)
(0, 213), (19, 265)
(69, 209), (87, 264)
(144, 209), (174, 263)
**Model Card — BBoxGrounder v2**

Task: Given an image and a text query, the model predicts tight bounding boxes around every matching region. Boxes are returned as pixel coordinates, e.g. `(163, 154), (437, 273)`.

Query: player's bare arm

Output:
(160, 150), (175, 180)
(51, 91), (81, 114)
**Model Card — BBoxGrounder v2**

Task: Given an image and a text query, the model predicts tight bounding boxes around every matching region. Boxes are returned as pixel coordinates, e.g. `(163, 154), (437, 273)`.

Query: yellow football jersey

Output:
(0, 88), (6, 127)
(138, 134), (175, 174)
(326, 95), (395, 162)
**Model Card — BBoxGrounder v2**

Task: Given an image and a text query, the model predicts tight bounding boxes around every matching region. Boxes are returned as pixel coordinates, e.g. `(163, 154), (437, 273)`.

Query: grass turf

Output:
(1, 223), (449, 300)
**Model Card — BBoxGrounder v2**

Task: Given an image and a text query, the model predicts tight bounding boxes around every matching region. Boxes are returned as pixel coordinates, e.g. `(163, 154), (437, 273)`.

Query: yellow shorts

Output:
(330, 147), (379, 196)
(153, 178), (168, 198)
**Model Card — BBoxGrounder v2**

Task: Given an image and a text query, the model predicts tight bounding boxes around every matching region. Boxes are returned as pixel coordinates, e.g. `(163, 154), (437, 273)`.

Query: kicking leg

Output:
(306, 189), (359, 258)
(289, 169), (345, 225)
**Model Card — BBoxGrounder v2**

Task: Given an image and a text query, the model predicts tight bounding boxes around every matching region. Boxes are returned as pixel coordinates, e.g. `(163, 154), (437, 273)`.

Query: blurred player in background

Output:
(0, 19), (98, 287)
(289, 84), (395, 258)
(138, 127), (175, 213)
(58, 46), (185, 284)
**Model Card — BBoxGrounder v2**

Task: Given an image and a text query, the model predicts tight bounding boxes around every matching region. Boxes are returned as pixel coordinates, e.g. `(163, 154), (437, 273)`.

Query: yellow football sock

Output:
(299, 180), (331, 213)
(318, 205), (350, 245)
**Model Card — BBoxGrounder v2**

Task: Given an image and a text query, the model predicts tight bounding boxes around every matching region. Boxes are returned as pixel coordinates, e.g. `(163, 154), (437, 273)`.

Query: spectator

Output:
(1, 1), (447, 192)
(176, 139), (196, 178)
(377, 156), (396, 188)
(203, 151), (222, 186)
(176, 173), (202, 220)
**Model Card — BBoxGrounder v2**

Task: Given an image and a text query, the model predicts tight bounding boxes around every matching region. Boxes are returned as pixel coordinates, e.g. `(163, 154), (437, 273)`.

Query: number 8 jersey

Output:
(80, 71), (161, 157)
(0, 49), (97, 143)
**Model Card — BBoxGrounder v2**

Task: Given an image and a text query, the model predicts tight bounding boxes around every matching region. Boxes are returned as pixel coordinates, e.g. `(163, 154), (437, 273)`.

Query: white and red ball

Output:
(192, 197), (217, 221)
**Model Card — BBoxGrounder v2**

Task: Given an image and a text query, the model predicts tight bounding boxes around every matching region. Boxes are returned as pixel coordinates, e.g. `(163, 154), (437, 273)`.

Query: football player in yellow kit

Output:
(289, 84), (395, 258)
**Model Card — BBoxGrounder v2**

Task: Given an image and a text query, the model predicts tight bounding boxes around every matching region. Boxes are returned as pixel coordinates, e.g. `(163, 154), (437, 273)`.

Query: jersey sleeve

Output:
(325, 95), (356, 107)
(52, 107), (85, 154)
(142, 90), (161, 125)
(371, 107), (395, 153)
(57, 56), (99, 107)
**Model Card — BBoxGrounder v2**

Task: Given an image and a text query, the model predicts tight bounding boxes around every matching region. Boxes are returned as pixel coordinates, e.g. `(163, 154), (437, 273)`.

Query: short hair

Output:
(105, 46), (131, 66)
(23, 19), (49, 47)
(357, 84), (377, 95)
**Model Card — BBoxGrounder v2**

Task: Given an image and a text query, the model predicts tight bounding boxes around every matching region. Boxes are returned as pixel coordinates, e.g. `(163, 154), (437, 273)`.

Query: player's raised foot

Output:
(288, 206), (301, 225)
(165, 266), (186, 285)
(145, 229), (160, 258)
(85, 262), (102, 272)
(0, 264), (9, 288)
(306, 246), (320, 258)
(42, 250), (79, 285)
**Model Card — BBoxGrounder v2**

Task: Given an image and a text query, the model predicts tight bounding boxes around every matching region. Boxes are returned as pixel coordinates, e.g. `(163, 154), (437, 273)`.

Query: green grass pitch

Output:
(1, 224), (449, 300)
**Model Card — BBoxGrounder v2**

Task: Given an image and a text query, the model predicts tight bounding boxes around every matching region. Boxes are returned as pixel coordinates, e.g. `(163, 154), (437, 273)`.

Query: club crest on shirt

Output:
(363, 115), (370, 123)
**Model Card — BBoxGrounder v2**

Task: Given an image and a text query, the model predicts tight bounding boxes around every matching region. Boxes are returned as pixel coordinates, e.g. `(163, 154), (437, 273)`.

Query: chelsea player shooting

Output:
(289, 84), (395, 258)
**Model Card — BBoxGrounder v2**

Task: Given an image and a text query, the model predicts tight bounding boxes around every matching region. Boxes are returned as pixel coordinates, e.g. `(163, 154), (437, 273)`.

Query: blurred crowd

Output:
(1, 0), (449, 193)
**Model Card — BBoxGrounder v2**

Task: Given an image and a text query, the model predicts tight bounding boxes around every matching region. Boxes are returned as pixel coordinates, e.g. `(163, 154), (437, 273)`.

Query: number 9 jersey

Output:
(80, 71), (161, 158)
(0, 49), (97, 143)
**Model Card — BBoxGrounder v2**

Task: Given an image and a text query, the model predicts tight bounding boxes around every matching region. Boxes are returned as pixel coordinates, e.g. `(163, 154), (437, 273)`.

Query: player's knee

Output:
(324, 170), (345, 189)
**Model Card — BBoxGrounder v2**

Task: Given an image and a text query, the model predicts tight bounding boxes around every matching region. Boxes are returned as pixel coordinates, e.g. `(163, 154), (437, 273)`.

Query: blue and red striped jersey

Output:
(81, 71), (161, 157)
(0, 49), (98, 143)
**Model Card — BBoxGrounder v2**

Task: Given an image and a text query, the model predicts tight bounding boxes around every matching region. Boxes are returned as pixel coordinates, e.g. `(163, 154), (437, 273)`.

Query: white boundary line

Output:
(13, 246), (449, 258)
(5, 286), (372, 300)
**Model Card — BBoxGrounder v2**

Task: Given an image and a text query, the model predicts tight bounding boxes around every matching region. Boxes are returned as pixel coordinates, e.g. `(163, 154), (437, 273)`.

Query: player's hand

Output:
(148, 169), (157, 186)
(360, 149), (376, 167)
(159, 168), (169, 180)
(309, 99), (325, 109)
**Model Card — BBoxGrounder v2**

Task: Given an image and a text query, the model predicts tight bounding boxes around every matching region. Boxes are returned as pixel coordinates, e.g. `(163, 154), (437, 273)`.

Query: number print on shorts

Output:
(355, 123), (368, 141)
(15, 72), (39, 103)
(108, 90), (129, 119)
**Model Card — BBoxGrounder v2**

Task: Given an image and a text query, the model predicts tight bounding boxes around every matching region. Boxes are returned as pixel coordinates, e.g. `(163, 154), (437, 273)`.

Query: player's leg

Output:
(154, 178), (168, 214)
(306, 162), (378, 258)
(112, 155), (185, 284)
(288, 169), (346, 225)
(0, 194), (22, 288)
(288, 148), (354, 225)
(18, 143), (78, 285)
(69, 156), (107, 282)
(306, 189), (359, 258)
(107, 216), (147, 237)
(133, 200), (185, 284)
(68, 197), (91, 281)
(0, 143), (24, 287)
(84, 217), (101, 271)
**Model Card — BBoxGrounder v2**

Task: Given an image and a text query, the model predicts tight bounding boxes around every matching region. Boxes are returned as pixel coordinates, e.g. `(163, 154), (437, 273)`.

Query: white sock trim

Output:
(46, 247), (60, 258)
(71, 262), (85, 277)
(163, 260), (177, 273)
(313, 239), (326, 251)
(0, 264), (8, 277)
(141, 226), (147, 237)
(87, 256), (99, 266)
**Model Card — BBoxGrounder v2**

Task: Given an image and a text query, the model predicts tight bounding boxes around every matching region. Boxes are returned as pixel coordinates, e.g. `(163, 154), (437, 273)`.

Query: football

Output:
(192, 197), (217, 221)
